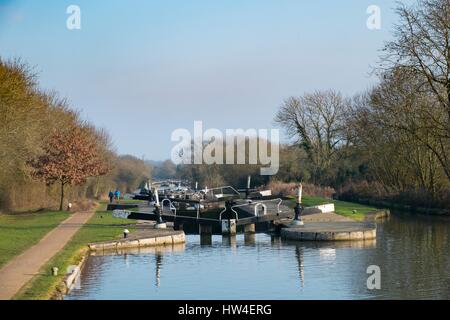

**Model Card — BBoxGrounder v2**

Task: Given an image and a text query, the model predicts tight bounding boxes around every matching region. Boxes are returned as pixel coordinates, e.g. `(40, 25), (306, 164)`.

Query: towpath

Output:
(0, 210), (94, 300)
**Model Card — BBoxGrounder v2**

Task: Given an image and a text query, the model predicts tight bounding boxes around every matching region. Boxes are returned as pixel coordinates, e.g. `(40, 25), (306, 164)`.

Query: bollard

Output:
(123, 229), (130, 238)
(52, 267), (58, 276)
(291, 183), (305, 226)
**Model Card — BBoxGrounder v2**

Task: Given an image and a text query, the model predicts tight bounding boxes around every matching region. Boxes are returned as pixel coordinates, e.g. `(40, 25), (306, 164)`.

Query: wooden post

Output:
(199, 223), (212, 245)
(221, 219), (236, 235)
(244, 223), (256, 233)
(200, 234), (212, 245)
(174, 221), (184, 231)
(199, 224), (212, 235)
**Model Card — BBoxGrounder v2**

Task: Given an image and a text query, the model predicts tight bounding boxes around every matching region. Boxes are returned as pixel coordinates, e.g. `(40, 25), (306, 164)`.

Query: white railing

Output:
(231, 198), (282, 217)
(218, 198), (283, 220)
(254, 203), (267, 216)
(206, 185), (241, 198)
(219, 206), (239, 221)
(161, 198), (177, 216)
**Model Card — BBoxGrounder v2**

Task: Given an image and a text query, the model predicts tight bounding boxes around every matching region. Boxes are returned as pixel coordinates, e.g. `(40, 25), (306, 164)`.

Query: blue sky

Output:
(0, 0), (403, 160)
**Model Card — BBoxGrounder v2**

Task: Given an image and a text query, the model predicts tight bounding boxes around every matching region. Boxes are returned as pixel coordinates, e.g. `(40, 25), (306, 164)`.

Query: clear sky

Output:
(0, 0), (404, 160)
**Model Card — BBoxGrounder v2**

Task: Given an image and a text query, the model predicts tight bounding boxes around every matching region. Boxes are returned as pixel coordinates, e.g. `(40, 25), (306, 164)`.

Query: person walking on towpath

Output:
(114, 189), (121, 202)
(108, 190), (114, 203)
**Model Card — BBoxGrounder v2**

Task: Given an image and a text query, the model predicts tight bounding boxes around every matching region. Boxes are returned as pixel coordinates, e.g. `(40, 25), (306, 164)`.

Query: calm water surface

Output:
(66, 212), (450, 300)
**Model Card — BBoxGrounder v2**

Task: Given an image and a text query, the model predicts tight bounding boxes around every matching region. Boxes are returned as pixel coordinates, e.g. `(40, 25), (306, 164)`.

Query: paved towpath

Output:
(0, 210), (95, 300)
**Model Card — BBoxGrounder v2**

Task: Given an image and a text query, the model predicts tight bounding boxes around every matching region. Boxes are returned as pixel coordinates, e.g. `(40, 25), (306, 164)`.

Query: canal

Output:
(65, 212), (450, 300)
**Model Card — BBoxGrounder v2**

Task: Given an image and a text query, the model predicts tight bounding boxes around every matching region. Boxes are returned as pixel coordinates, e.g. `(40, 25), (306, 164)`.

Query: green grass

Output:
(101, 199), (143, 205)
(0, 211), (70, 268)
(289, 195), (378, 221)
(14, 207), (136, 300)
(120, 199), (145, 203)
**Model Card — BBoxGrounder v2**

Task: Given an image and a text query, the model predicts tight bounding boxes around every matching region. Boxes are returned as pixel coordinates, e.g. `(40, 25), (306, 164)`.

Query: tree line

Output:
(2, 0), (446, 212)
(275, 0), (449, 209)
(0, 59), (151, 212)
(155, 0), (450, 209)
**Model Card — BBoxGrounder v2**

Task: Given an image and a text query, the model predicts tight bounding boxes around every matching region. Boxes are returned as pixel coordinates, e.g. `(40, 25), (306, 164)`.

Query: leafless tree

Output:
(274, 90), (350, 184)
(381, 0), (450, 129)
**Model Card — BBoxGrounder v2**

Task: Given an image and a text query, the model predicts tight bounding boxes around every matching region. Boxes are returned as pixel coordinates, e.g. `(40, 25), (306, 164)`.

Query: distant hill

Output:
(145, 160), (164, 167)
(145, 159), (177, 179)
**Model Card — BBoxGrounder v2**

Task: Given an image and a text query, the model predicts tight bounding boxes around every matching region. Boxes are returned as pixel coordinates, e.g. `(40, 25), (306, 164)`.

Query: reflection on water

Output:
(244, 232), (256, 245)
(66, 212), (450, 300)
(295, 246), (304, 288)
(155, 254), (162, 288)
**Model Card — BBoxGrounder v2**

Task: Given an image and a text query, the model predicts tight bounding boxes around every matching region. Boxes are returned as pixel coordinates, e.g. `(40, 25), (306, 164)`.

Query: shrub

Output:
(265, 180), (335, 198)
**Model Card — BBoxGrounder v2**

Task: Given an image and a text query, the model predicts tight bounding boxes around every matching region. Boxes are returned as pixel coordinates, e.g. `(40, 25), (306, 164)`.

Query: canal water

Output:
(65, 212), (450, 300)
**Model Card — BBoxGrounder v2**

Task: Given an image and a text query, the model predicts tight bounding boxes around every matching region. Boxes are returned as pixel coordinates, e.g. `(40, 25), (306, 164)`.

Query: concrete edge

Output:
(364, 209), (391, 221)
(280, 227), (376, 241)
(88, 232), (186, 251)
(303, 203), (335, 214)
(64, 256), (86, 291)
(50, 248), (89, 300)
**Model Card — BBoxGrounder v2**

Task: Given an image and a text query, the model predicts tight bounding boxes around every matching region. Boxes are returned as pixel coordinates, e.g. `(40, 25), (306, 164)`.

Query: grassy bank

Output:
(290, 196), (379, 221)
(112, 199), (144, 204)
(339, 197), (449, 216)
(0, 211), (70, 268)
(14, 203), (137, 300)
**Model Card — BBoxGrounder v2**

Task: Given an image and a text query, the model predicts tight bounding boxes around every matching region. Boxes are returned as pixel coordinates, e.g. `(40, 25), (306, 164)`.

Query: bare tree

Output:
(349, 69), (448, 198)
(274, 90), (349, 184)
(381, 0), (450, 129)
